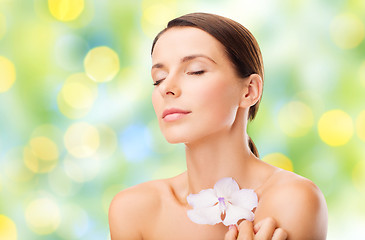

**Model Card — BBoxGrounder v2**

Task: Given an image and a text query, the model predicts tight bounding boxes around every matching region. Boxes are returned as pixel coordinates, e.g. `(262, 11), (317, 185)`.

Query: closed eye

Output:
(153, 79), (164, 86)
(188, 70), (205, 75)
(154, 71), (205, 86)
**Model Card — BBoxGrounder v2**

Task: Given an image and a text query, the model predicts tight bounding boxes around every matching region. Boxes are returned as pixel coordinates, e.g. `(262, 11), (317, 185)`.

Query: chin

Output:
(161, 129), (197, 144)
(160, 124), (192, 144)
(163, 134), (188, 144)
(161, 127), (208, 145)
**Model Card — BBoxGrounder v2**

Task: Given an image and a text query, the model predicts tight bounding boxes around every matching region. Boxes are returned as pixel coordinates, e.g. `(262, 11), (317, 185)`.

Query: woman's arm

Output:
(256, 178), (328, 240)
(109, 190), (143, 240)
(108, 183), (161, 240)
(224, 177), (327, 240)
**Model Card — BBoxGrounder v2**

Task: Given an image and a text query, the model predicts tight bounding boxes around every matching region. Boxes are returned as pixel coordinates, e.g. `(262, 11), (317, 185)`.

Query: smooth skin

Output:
(109, 27), (328, 240)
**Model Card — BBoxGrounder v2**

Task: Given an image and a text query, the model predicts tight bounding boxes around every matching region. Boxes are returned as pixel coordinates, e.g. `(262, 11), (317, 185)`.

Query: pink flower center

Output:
(218, 197), (227, 212)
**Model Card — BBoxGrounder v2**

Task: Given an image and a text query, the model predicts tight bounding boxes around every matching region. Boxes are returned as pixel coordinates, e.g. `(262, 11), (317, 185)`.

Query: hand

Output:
(224, 217), (287, 240)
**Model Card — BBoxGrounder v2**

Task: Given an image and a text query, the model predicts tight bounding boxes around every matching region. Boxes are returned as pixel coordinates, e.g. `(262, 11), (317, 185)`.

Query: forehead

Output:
(152, 27), (226, 63)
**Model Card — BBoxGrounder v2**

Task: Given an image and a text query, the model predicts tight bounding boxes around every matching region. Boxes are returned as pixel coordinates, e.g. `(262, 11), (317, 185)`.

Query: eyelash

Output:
(153, 79), (164, 86)
(188, 70), (205, 75)
(153, 71), (206, 86)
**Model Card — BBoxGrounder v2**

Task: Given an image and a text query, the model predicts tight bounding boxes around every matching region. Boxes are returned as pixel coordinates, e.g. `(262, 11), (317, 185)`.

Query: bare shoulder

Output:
(256, 170), (328, 240)
(108, 179), (169, 240)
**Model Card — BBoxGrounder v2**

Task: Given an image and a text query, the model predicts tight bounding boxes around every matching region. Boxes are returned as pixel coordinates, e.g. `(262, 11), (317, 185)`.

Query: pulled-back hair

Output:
(151, 12), (264, 157)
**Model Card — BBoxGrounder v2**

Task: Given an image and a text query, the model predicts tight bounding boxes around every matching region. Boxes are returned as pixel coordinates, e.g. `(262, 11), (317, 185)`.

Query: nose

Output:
(159, 72), (181, 97)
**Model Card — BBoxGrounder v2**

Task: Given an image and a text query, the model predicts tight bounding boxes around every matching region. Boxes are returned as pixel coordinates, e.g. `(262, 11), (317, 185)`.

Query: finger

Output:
(272, 228), (288, 240)
(237, 220), (254, 240)
(253, 220), (262, 234)
(254, 217), (277, 240)
(253, 217), (271, 233)
(224, 225), (238, 240)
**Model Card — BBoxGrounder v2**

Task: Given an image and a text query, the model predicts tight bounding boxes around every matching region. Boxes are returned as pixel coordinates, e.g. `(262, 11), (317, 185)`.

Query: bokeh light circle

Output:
(120, 124), (153, 163)
(356, 110), (365, 142)
(30, 137), (59, 161)
(141, 0), (177, 39)
(48, 0), (85, 21)
(278, 101), (314, 137)
(262, 153), (294, 172)
(57, 93), (89, 119)
(84, 46), (120, 82)
(57, 73), (98, 119)
(62, 82), (95, 108)
(0, 56), (16, 93)
(24, 136), (59, 173)
(318, 110), (353, 146)
(330, 13), (365, 49)
(0, 215), (17, 240)
(25, 198), (61, 235)
(64, 122), (100, 158)
(61, 73), (98, 108)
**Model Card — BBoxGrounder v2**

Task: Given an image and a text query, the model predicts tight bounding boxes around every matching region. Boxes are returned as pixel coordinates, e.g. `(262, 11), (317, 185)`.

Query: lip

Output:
(162, 108), (191, 121)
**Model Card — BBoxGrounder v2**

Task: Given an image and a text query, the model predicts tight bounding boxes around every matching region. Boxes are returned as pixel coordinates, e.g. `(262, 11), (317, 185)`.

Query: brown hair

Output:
(151, 12), (263, 158)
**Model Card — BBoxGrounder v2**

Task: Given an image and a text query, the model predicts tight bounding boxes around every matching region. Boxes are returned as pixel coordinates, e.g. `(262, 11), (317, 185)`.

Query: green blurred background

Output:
(1, 0), (365, 239)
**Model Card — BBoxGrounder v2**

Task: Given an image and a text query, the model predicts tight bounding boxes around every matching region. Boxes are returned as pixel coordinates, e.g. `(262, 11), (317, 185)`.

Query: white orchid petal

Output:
(214, 177), (240, 198)
(230, 189), (258, 211)
(187, 189), (217, 208)
(187, 204), (222, 225)
(222, 204), (255, 226)
(186, 178), (258, 226)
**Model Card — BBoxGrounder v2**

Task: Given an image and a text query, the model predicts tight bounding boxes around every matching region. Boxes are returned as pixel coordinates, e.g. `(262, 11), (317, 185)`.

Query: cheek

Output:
(192, 78), (240, 121)
(151, 90), (160, 115)
(151, 90), (167, 132)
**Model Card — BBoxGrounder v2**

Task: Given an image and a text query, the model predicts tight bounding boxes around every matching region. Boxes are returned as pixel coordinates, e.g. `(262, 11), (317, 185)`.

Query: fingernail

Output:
(229, 225), (235, 230)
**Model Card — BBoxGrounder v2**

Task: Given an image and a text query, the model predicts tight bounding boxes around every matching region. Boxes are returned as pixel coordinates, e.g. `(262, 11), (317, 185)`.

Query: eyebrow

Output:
(151, 54), (217, 70)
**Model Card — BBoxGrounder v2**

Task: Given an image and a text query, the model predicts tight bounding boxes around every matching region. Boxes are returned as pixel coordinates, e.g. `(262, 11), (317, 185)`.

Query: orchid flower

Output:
(187, 177), (258, 226)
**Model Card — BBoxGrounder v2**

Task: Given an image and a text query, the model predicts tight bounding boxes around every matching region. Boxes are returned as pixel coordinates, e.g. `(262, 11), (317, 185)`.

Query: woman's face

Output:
(151, 27), (246, 144)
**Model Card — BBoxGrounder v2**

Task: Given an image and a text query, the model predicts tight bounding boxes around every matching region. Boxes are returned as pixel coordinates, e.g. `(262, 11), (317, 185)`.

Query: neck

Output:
(185, 123), (256, 195)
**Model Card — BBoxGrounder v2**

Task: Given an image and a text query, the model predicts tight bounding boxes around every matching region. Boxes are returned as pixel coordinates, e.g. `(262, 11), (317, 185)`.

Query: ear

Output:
(239, 74), (263, 108)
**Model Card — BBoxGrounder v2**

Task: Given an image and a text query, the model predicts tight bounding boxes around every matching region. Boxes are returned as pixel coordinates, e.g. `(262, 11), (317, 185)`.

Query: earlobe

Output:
(239, 74), (263, 108)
